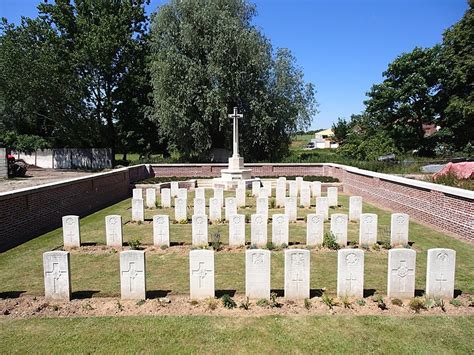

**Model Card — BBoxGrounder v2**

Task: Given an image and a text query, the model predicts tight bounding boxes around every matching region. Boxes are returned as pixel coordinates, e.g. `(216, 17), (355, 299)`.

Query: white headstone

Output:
(170, 182), (179, 197)
(132, 198), (144, 222)
(359, 213), (378, 245)
(252, 181), (261, 196)
(189, 249), (215, 299)
(229, 214), (246, 246)
(295, 177), (303, 192)
(256, 197), (269, 221)
(272, 214), (289, 246)
(426, 248), (456, 298)
(174, 198), (187, 222)
(284, 197), (297, 222)
(161, 188), (171, 208)
(327, 187), (338, 207)
(132, 188), (142, 199)
(306, 213), (324, 246)
(258, 187), (270, 199)
(153, 215), (170, 246)
(195, 187), (205, 200)
(262, 181), (272, 197)
(349, 196), (362, 221)
(120, 250), (146, 300)
(43, 251), (71, 300)
(300, 185), (311, 208)
(288, 181), (297, 197)
(277, 176), (286, 183)
(209, 197), (222, 222)
(387, 248), (416, 298)
(146, 188), (156, 208)
(236, 187), (246, 208)
(284, 249), (310, 299)
(225, 197), (237, 221)
(276, 185), (286, 208)
(177, 188), (187, 200)
(246, 249), (270, 299)
(330, 214), (348, 246)
(213, 187), (224, 206)
(311, 181), (322, 197)
(251, 214), (267, 246)
(337, 249), (364, 298)
(62, 215), (81, 247)
(105, 215), (123, 247)
(391, 213), (409, 246)
(193, 198), (206, 216)
(315, 197), (329, 221)
(238, 180), (246, 190)
(192, 214), (209, 246)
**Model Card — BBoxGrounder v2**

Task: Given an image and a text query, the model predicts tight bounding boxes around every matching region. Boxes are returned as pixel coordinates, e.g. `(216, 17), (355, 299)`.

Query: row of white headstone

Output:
(62, 211), (410, 248)
(43, 247), (456, 301)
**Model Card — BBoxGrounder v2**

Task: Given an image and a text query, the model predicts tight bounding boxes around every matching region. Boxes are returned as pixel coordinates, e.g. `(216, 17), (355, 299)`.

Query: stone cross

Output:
(228, 107), (243, 158)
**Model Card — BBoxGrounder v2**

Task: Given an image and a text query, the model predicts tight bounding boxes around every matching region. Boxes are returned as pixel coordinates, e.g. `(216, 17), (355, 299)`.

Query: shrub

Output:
(409, 297), (426, 313)
(155, 201), (162, 209)
(137, 220), (142, 225)
(256, 298), (269, 307)
(249, 244), (258, 249)
(321, 294), (337, 310)
(391, 298), (403, 307)
(178, 219), (188, 224)
(356, 299), (366, 307)
(280, 243), (288, 249)
(450, 299), (462, 307)
(371, 243), (380, 251)
(269, 198), (276, 209)
(266, 241), (275, 250)
(136, 299), (146, 306)
(323, 232), (340, 250)
(189, 300), (199, 306)
(270, 292), (282, 308)
(221, 294), (237, 309)
(205, 297), (218, 310)
(341, 295), (352, 309)
(116, 301), (123, 312)
(304, 298), (311, 310)
(160, 244), (168, 250)
(244, 214), (251, 223)
(381, 241), (392, 250)
(128, 239), (141, 250)
(239, 297), (251, 310)
(468, 296), (474, 307)
(360, 243), (370, 251)
(211, 230), (222, 251)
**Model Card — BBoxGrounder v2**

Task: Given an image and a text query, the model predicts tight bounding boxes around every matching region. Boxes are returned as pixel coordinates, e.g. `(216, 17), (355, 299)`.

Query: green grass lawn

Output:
(0, 316), (473, 353)
(0, 190), (472, 297)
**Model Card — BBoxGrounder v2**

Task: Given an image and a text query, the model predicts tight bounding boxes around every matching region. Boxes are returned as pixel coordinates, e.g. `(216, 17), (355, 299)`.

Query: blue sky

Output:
(1, 0), (468, 130)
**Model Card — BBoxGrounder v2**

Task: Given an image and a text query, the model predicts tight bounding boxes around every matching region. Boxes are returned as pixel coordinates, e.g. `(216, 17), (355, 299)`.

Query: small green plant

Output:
(221, 294), (237, 309)
(356, 299), (366, 306)
(280, 243), (288, 249)
(371, 243), (380, 251)
(211, 230), (222, 251)
(435, 298), (446, 312)
(450, 299), (462, 307)
(403, 244), (411, 249)
(83, 302), (94, 311)
(372, 293), (384, 303)
(246, 192), (252, 197)
(205, 297), (218, 310)
(137, 220), (142, 225)
(269, 292), (282, 308)
(323, 232), (340, 250)
(304, 298), (311, 310)
(391, 298), (403, 307)
(160, 244), (168, 250)
(244, 214), (251, 223)
(256, 298), (269, 307)
(372, 293), (388, 310)
(381, 241), (392, 250)
(340, 295), (352, 309)
(239, 297), (251, 310)
(128, 239), (141, 250)
(360, 243), (370, 251)
(409, 297), (426, 313)
(249, 244), (258, 249)
(51, 304), (60, 311)
(321, 294), (337, 310)
(155, 201), (162, 209)
(178, 219), (188, 224)
(189, 299), (199, 306)
(269, 198), (276, 209)
(136, 299), (146, 306)
(468, 296), (474, 307)
(266, 241), (275, 250)
(116, 301), (123, 312)
(299, 205), (304, 209)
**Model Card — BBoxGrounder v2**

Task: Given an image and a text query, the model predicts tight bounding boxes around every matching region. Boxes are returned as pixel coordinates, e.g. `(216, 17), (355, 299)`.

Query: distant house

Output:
(312, 129), (339, 149)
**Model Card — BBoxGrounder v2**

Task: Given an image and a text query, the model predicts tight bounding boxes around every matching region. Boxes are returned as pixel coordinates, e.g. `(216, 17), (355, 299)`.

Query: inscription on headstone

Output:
(120, 250), (146, 300)
(426, 248), (456, 298)
(387, 248), (416, 298)
(306, 213), (324, 246)
(284, 249), (310, 299)
(62, 215), (81, 247)
(105, 215), (123, 247)
(192, 214), (209, 246)
(359, 213), (378, 245)
(43, 251), (71, 300)
(390, 213), (409, 246)
(153, 215), (170, 246)
(330, 213), (348, 246)
(246, 249), (271, 299)
(337, 249), (364, 298)
(251, 214), (267, 246)
(229, 214), (246, 246)
(189, 250), (215, 299)
(272, 214), (289, 246)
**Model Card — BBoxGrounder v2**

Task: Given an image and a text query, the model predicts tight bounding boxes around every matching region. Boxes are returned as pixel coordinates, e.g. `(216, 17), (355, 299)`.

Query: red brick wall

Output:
(0, 166), (148, 251)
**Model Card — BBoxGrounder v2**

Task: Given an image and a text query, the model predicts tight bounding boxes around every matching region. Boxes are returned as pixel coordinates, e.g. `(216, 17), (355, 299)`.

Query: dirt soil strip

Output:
(1, 294), (472, 319)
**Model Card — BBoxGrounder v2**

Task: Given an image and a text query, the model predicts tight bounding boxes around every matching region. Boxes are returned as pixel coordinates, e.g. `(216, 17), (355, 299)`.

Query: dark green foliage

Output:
(391, 298), (403, 307)
(128, 239), (141, 250)
(266, 242), (275, 250)
(239, 297), (251, 310)
(323, 232), (340, 250)
(409, 297), (426, 313)
(211, 230), (222, 251)
(304, 298), (311, 310)
(321, 294), (337, 310)
(221, 294), (236, 309)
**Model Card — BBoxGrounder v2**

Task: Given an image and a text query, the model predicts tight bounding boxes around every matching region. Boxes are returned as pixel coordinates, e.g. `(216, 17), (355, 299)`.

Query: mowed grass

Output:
(0, 189), (473, 298)
(0, 316), (473, 353)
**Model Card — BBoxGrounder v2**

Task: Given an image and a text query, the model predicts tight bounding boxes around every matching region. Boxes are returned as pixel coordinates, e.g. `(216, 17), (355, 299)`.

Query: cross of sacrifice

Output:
(192, 262), (212, 288)
(122, 262), (143, 293)
(391, 260), (414, 292)
(228, 107), (243, 158)
(45, 262), (67, 294)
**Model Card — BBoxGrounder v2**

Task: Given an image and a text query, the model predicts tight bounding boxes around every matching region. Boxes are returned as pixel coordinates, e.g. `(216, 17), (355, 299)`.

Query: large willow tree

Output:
(148, 0), (316, 161)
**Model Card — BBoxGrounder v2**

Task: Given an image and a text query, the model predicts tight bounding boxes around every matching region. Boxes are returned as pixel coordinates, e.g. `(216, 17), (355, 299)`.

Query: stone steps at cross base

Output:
(195, 179), (215, 189)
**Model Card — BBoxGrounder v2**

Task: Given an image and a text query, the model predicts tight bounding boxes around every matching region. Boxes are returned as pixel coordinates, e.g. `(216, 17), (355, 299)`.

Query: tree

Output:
(332, 117), (351, 143)
(364, 46), (444, 153)
(439, 0), (474, 150)
(148, 0), (316, 161)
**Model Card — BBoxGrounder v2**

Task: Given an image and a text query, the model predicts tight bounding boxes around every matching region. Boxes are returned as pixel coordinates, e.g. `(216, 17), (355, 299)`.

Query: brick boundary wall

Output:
(0, 165), (150, 252)
(0, 162), (472, 252)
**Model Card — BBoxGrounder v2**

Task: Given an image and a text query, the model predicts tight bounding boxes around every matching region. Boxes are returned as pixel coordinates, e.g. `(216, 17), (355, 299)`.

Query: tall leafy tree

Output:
(148, 0), (316, 161)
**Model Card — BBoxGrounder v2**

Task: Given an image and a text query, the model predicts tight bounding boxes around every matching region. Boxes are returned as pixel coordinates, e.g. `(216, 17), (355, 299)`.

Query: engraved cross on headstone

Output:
(228, 107), (243, 158)
(391, 260), (414, 292)
(345, 273), (356, 291)
(436, 273), (447, 291)
(45, 262), (67, 294)
(192, 262), (212, 288)
(292, 272), (304, 291)
(122, 262), (143, 293)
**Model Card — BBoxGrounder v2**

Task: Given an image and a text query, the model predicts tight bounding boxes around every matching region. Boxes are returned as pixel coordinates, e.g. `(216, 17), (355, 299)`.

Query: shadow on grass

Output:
(363, 289), (377, 298)
(0, 291), (26, 299)
(72, 290), (100, 299)
(147, 290), (172, 299)
(170, 242), (186, 247)
(215, 290), (236, 297)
